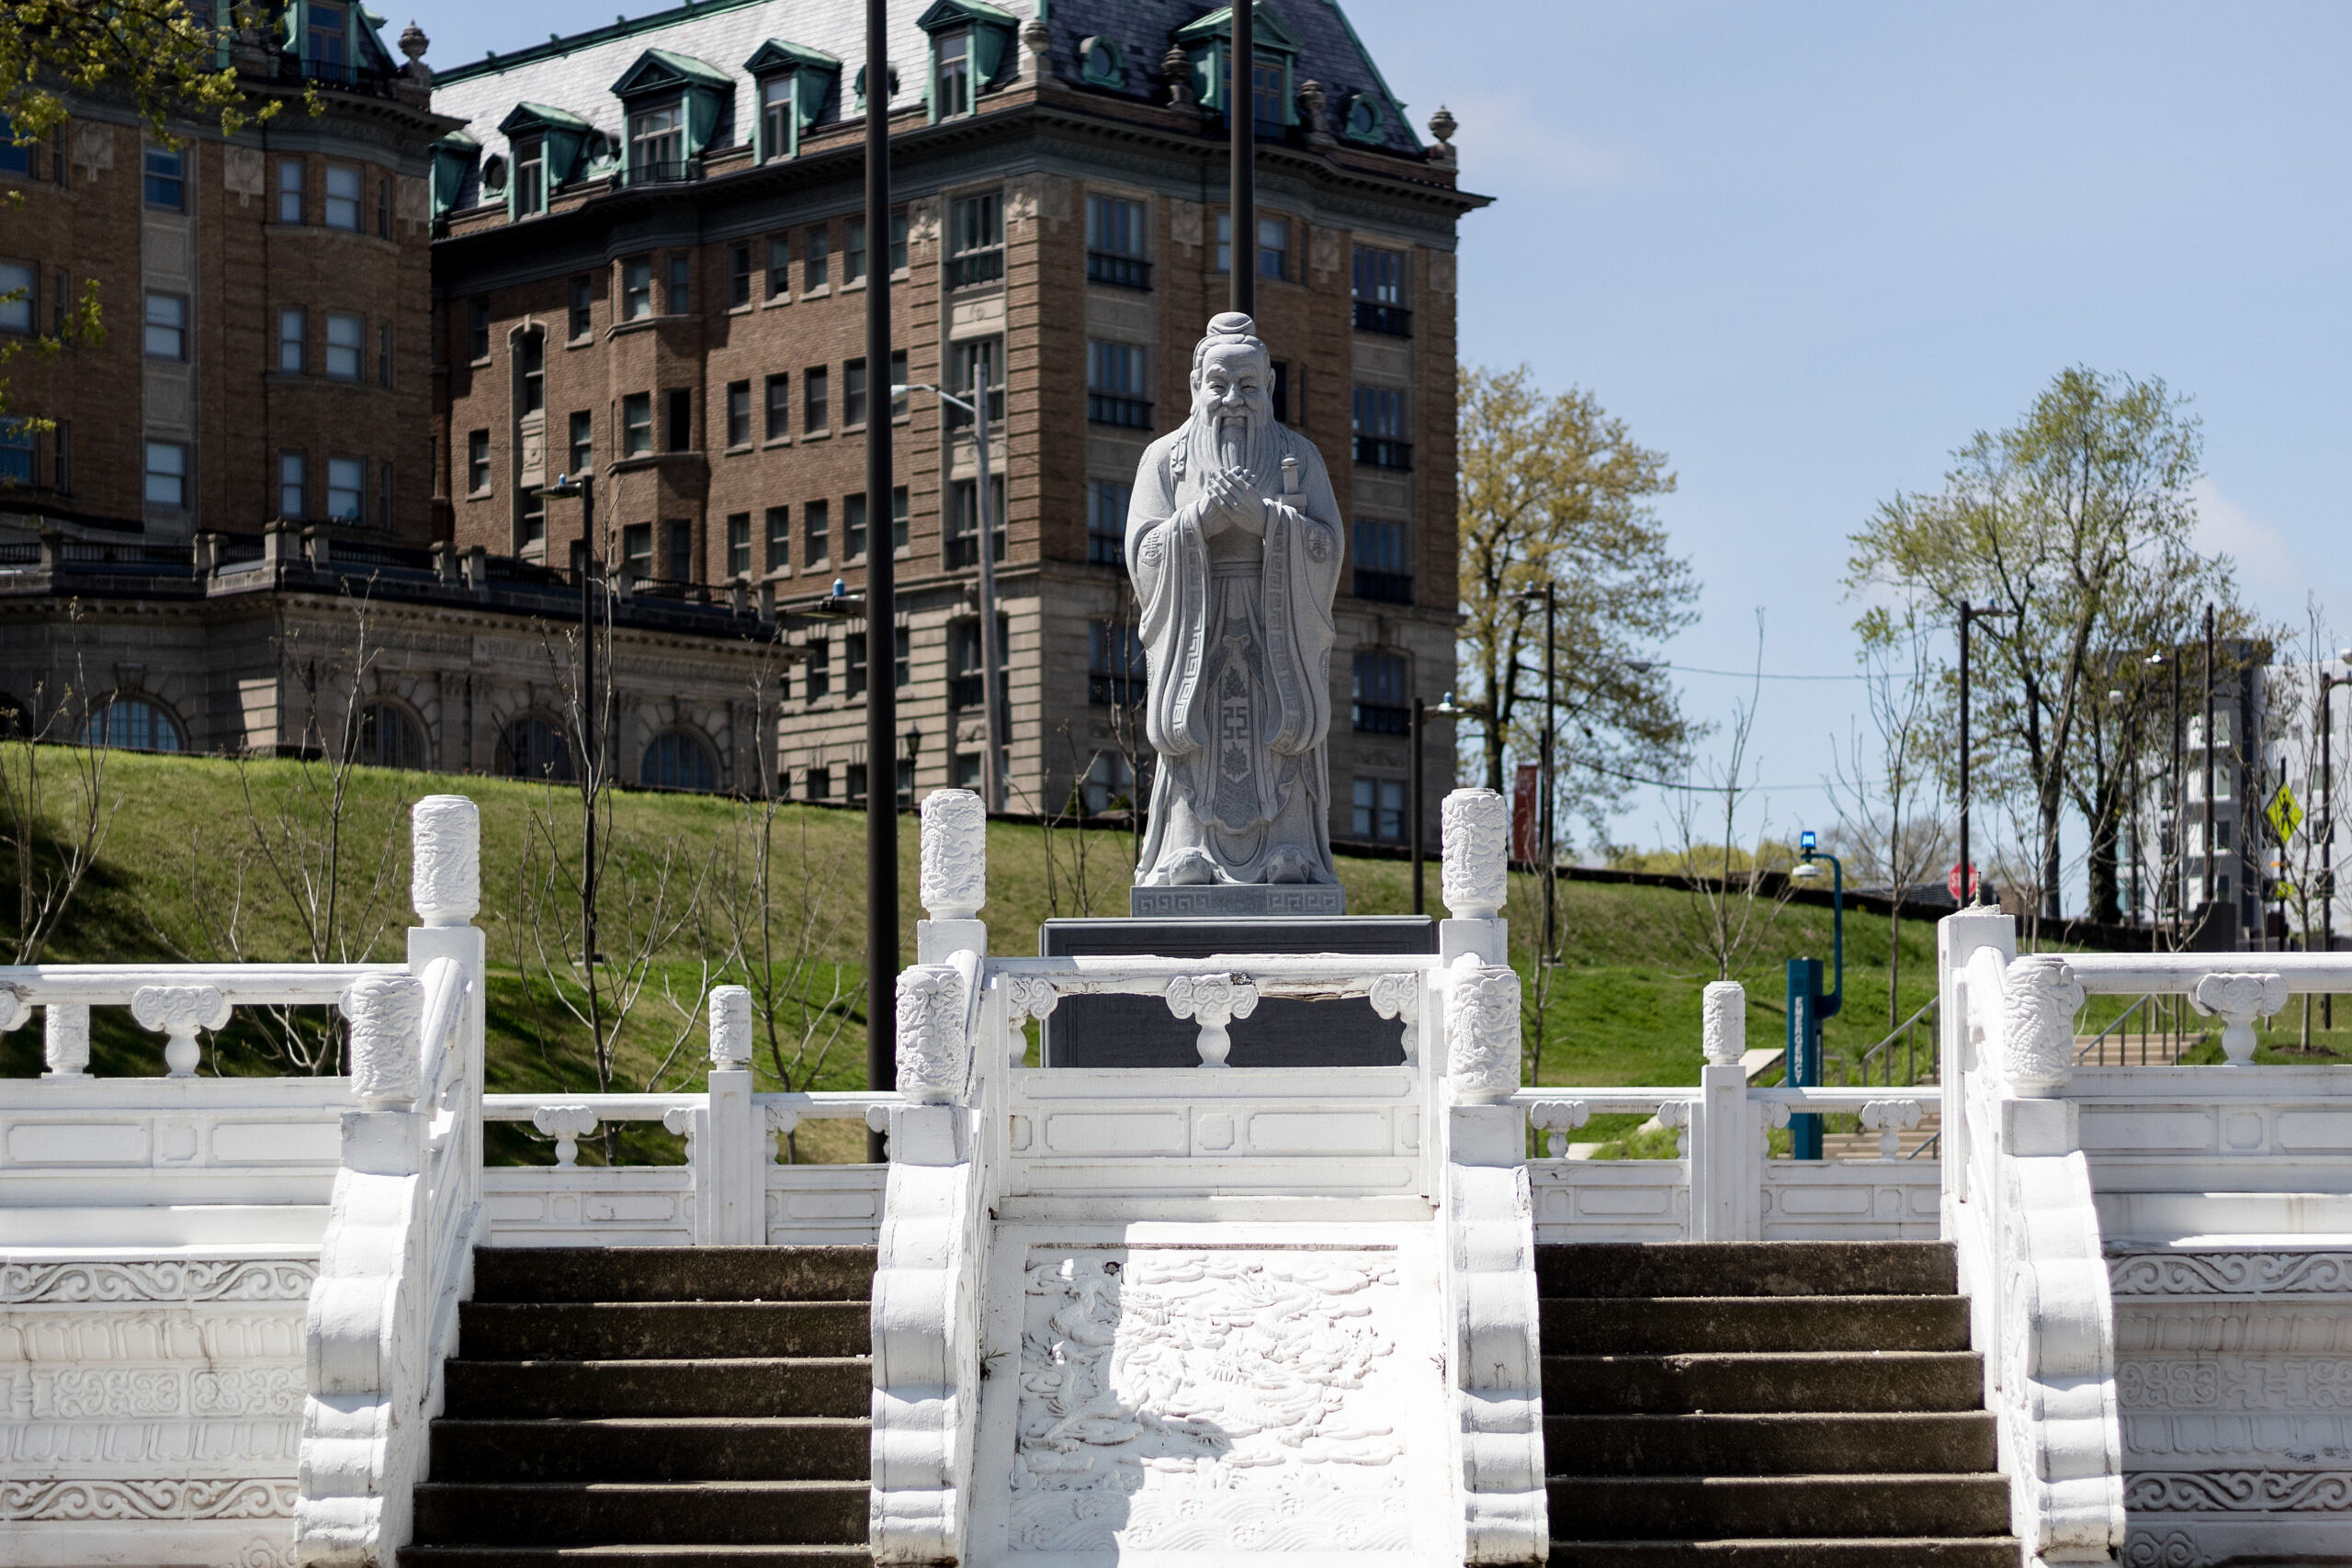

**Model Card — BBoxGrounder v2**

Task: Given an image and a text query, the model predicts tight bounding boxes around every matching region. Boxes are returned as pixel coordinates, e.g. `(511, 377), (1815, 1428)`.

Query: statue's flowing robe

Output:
(1125, 422), (1344, 886)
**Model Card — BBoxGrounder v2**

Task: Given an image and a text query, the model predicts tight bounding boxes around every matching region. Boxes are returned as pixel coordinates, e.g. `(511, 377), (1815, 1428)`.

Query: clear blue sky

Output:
(401, 0), (2352, 866)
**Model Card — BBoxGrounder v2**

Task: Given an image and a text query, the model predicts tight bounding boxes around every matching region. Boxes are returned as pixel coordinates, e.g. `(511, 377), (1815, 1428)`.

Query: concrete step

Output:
(457, 1302), (867, 1361)
(444, 1358), (870, 1420)
(429, 1418), (869, 1483)
(472, 1247), (876, 1304)
(1543, 1295), (1971, 1355)
(1547, 1473), (2011, 1540)
(412, 1482), (869, 1548)
(1549, 1540), (2021, 1566)
(1543, 1352), (1986, 1415)
(1539, 1242), (1955, 1300)
(1544, 1413), (1996, 1476)
(402, 1550), (870, 1568)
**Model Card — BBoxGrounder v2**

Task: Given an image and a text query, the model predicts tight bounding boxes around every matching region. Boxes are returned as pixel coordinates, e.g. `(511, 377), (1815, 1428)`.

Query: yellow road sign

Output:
(2267, 783), (2303, 844)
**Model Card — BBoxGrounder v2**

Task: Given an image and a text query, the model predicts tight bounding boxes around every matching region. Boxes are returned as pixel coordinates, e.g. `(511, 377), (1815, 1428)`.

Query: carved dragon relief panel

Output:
(1009, 1247), (1414, 1553)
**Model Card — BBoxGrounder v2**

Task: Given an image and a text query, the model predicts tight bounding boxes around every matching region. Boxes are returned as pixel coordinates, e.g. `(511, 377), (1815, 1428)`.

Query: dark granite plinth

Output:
(1039, 916), (1435, 1068)
(1129, 885), (1347, 918)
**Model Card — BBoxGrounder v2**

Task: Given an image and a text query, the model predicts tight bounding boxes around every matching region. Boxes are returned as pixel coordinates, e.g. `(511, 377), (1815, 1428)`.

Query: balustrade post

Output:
(408, 795), (485, 1215)
(1440, 788), (1509, 965)
(917, 788), (988, 964)
(704, 985), (760, 1245)
(1937, 908), (2014, 1224)
(1694, 980), (1756, 1241)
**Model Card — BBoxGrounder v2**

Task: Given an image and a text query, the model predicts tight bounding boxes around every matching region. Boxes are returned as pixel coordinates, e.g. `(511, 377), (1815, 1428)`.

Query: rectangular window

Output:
(1351, 518), (1411, 603)
(804, 366), (829, 433)
(144, 440), (187, 507)
(324, 162), (362, 229)
(622, 522), (653, 578)
(1351, 649), (1410, 734)
(761, 72), (796, 160)
(629, 103), (683, 175)
(804, 649), (830, 703)
(846, 491), (867, 560)
(143, 292), (186, 359)
(846, 633), (868, 699)
(727, 513), (752, 578)
(765, 504), (790, 570)
(277, 157), (306, 223)
(378, 172), (391, 237)
(945, 475), (1005, 569)
(0, 419), (35, 485)
(569, 275), (593, 340)
(1089, 620), (1145, 705)
(1251, 53), (1285, 136)
(379, 321), (392, 387)
(1088, 479), (1130, 566)
(468, 296), (490, 359)
(1215, 211), (1230, 274)
(0, 261), (31, 333)
(621, 257), (652, 320)
(1086, 340), (1150, 427)
(848, 763), (869, 804)
(327, 456), (364, 521)
(767, 234), (790, 299)
(845, 217), (867, 284)
(806, 498), (829, 563)
(519, 486), (545, 547)
(894, 626), (910, 691)
(890, 349), (909, 418)
(517, 331), (544, 412)
(890, 207), (910, 274)
(143, 147), (184, 209)
(513, 141), (544, 215)
(935, 30), (972, 118)
(944, 336), (1002, 423)
(1351, 385), (1411, 469)
(764, 372), (790, 440)
(1086, 195), (1149, 288)
(804, 226), (830, 290)
(843, 358), (868, 427)
(1351, 246), (1411, 334)
(466, 431), (489, 493)
(726, 380), (752, 447)
(666, 520), (693, 582)
(1257, 215), (1288, 280)
(663, 388), (692, 452)
(280, 451), (307, 516)
(1351, 777), (1408, 842)
(665, 252), (691, 314)
(805, 766), (830, 802)
(325, 311), (364, 379)
(621, 392), (651, 456)
(947, 191), (1003, 288)
(0, 118), (28, 178)
(567, 410), (593, 476)
(48, 419), (66, 491)
(893, 484), (909, 550)
(307, 0), (348, 66)
(729, 243), (752, 307)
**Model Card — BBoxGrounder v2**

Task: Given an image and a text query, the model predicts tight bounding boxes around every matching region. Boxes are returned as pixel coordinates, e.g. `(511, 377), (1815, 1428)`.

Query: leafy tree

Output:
(1455, 364), (1695, 850)
(1847, 367), (2241, 923)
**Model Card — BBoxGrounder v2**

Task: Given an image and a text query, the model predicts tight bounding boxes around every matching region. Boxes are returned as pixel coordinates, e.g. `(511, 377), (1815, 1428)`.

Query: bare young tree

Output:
(0, 636), (114, 964)
(1669, 615), (1793, 983)
(1826, 603), (1952, 1025)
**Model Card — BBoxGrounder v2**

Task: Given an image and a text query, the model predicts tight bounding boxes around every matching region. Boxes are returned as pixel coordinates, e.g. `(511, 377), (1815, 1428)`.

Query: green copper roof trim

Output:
(1316, 0), (1420, 150)
(742, 39), (844, 75)
(914, 0), (1022, 29)
(436, 0), (774, 86)
(498, 101), (595, 135)
(1176, 3), (1305, 52)
(614, 47), (737, 95)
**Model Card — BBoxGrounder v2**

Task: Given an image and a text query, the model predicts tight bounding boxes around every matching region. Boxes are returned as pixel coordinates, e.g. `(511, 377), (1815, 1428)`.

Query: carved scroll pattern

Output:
(896, 964), (970, 1103)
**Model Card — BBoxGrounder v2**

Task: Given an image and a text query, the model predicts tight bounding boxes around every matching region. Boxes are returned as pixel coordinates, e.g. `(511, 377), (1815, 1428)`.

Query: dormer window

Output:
(1174, 6), (1301, 137)
(307, 2), (349, 69)
(935, 32), (972, 118)
(761, 73), (795, 161)
(630, 104), (682, 176)
(514, 138), (545, 215)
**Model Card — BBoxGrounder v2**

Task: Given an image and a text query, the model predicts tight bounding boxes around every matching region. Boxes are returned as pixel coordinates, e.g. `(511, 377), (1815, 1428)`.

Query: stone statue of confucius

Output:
(1125, 312), (1344, 891)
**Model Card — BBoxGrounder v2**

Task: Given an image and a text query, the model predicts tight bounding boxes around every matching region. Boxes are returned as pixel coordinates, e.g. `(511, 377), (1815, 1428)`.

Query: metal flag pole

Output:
(864, 0), (897, 1160)
(1230, 0), (1252, 316)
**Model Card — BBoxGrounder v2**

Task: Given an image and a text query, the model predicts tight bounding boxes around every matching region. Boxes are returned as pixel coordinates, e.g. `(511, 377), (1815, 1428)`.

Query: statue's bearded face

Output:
(1192, 342), (1272, 473)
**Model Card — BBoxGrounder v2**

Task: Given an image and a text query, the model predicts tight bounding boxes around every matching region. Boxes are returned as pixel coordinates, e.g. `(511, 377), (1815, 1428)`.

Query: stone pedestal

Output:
(1040, 915), (1432, 1067)
(1129, 884), (1346, 917)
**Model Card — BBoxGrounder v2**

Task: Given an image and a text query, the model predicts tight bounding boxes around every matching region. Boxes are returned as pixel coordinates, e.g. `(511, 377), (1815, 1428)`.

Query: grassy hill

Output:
(2, 750), (2333, 1159)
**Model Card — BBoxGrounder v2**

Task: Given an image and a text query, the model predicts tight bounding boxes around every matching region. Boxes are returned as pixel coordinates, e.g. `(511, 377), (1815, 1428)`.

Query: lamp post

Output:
(902, 721), (922, 808)
(862, 0), (897, 1159)
(1789, 831), (1845, 1160)
(895, 380), (1002, 813)
(2319, 654), (2351, 1024)
(1956, 602), (2014, 908)
(2200, 603), (2219, 939)
(1515, 585), (1557, 966)
(1230, 0), (1253, 317)
(539, 470), (605, 1001)
(1416, 691), (1468, 915)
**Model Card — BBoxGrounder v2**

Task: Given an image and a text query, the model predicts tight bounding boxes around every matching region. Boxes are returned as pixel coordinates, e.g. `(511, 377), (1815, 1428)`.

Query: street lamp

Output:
(902, 721), (922, 808)
(1417, 691), (1469, 915)
(1789, 830), (1845, 1159)
(1513, 585), (1557, 966)
(2318, 651), (2352, 1023)
(896, 380), (1004, 815)
(1955, 602), (2015, 908)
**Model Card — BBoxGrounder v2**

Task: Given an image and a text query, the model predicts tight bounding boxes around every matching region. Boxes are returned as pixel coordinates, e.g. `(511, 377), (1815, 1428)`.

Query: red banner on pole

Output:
(1513, 763), (1541, 865)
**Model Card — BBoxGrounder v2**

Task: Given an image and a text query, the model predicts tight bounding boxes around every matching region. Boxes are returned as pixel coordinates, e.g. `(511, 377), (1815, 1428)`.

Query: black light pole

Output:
(1514, 586), (1558, 962)
(864, 0), (897, 1160)
(2168, 643), (2183, 942)
(1230, 0), (1253, 316)
(2322, 658), (2348, 1023)
(2202, 603), (2217, 920)
(1409, 694), (1425, 913)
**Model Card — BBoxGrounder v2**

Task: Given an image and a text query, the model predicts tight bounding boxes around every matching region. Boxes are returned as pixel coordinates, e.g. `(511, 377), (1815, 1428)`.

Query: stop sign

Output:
(1948, 863), (1980, 901)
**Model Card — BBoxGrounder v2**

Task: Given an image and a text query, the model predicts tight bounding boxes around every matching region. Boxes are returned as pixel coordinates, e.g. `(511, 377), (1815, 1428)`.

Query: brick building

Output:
(429, 0), (1485, 838)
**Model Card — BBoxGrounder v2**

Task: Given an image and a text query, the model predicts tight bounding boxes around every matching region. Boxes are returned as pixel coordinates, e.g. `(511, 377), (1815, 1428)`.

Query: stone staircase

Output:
(402, 1246), (875, 1568)
(1542, 1241), (2019, 1565)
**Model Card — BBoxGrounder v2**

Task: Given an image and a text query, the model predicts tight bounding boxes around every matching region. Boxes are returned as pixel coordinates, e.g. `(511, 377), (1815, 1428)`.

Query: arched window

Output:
(640, 729), (718, 792)
(495, 715), (573, 782)
(83, 695), (183, 753)
(355, 701), (426, 770)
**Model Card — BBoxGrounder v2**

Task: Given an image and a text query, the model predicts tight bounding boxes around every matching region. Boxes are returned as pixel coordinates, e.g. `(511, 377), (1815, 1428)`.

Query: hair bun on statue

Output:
(1193, 311), (1268, 373)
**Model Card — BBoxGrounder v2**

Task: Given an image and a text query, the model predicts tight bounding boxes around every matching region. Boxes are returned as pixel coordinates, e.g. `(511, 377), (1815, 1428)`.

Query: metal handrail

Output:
(1849, 996), (1938, 1087)
(2076, 992), (2156, 1064)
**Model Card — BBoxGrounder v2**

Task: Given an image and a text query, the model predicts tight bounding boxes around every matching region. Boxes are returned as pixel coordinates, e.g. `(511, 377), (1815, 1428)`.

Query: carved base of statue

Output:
(1130, 882), (1345, 917)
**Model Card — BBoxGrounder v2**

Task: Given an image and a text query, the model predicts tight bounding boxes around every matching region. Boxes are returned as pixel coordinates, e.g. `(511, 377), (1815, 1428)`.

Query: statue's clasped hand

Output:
(1204, 469), (1264, 537)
